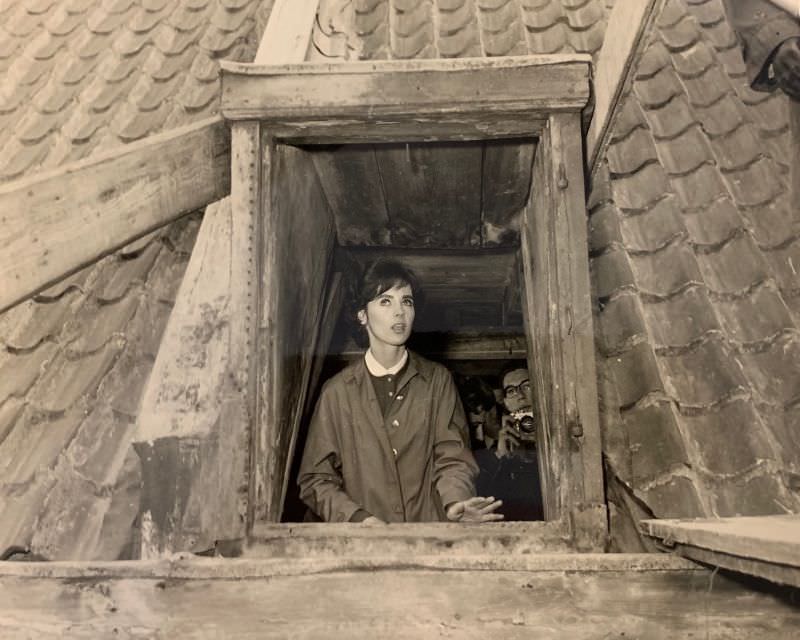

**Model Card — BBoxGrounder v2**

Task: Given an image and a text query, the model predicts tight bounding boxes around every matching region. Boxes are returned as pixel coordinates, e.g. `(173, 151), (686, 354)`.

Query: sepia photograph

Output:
(0, 0), (799, 636)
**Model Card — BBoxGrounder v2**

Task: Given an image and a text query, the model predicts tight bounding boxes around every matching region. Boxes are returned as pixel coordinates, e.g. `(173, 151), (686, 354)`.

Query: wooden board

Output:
(132, 123), (259, 556)
(220, 56), (591, 141)
(481, 139), (536, 246)
(374, 143), (483, 247)
(255, 143), (336, 522)
(642, 515), (800, 587)
(2, 555), (800, 639)
(310, 146), (391, 245)
(587, 0), (663, 174)
(255, 0), (319, 64)
(0, 117), (230, 314)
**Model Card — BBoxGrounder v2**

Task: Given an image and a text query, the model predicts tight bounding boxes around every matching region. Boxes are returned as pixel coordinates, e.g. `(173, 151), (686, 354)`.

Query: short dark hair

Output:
(356, 258), (422, 312)
(500, 363), (529, 391)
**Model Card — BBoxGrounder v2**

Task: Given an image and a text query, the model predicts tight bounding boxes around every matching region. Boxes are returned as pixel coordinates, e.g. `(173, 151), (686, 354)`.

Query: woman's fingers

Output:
(480, 512), (505, 522)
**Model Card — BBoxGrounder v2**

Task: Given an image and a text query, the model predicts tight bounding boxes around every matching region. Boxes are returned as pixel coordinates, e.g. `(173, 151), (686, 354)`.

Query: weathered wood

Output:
(520, 115), (607, 549)
(481, 140), (536, 246)
(255, 0), (319, 64)
(0, 117), (230, 314)
(248, 521), (570, 557)
(374, 143), (483, 247)
(255, 144), (336, 522)
(587, 0), (663, 174)
(643, 515), (800, 567)
(132, 123), (260, 557)
(2, 555), (799, 639)
(791, 101), (800, 216)
(220, 56), (592, 141)
(310, 147), (391, 245)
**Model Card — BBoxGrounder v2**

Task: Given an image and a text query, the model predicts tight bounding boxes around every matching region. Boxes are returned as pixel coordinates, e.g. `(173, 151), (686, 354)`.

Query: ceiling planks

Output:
(481, 140), (536, 247)
(375, 143), (483, 248)
(311, 146), (391, 246)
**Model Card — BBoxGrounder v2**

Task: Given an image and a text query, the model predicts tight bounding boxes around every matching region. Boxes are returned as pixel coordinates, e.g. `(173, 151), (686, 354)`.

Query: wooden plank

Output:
(255, 144), (336, 522)
(481, 139), (536, 247)
(0, 117), (230, 314)
(2, 556), (799, 639)
(311, 147), (391, 245)
(255, 0), (319, 64)
(220, 56), (592, 138)
(792, 101), (800, 218)
(587, 0), (663, 174)
(547, 113), (607, 550)
(375, 143), (483, 247)
(132, 123), (259, 557)
(641, 515), (800, 570)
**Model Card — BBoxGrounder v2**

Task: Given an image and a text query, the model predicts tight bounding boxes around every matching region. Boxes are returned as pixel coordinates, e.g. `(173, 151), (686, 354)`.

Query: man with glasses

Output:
(473, 366), (544, 520)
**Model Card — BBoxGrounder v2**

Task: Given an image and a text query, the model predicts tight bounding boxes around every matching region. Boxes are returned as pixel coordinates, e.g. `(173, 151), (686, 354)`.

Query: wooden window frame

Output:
(220, 55), (607, 550)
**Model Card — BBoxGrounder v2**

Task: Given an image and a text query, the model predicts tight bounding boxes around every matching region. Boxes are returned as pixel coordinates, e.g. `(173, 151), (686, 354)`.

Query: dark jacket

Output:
(298, 351), (478, 523)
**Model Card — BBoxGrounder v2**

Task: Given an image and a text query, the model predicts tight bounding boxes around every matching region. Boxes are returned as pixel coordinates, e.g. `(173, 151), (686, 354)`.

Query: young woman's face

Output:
(357, 283), (415, 350)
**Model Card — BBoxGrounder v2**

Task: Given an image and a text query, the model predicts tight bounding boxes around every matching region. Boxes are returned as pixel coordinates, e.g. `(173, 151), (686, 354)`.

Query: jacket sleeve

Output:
(298, 384), (364, 523)
(432, 370), (478, 508)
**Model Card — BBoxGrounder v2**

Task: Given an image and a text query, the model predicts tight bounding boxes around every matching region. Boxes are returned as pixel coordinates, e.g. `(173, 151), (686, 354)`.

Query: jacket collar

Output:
(343, 349), (432, 385)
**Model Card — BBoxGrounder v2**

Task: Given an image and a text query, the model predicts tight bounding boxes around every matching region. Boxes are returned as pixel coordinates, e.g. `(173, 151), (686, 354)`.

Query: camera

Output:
(510, 410), (537, 448)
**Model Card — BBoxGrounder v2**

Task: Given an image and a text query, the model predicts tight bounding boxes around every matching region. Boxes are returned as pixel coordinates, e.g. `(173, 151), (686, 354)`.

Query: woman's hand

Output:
(362, 516), (386, 525)
(446, 496), (504, 523)
(496, 419), (521, 458)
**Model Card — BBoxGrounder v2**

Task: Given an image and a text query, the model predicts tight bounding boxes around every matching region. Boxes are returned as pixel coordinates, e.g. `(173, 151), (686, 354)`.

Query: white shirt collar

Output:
(364, 348), (408, 377)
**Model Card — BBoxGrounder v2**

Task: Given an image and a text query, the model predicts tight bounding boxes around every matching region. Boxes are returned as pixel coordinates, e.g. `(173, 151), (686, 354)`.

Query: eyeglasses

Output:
(503, 379), (530, 399)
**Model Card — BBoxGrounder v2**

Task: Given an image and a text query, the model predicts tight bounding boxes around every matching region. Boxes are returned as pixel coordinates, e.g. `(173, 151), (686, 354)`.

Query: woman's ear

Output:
(357, 309), (367, 325)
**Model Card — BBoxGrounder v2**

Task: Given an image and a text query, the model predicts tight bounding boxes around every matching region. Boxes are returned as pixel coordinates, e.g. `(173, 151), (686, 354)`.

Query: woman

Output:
(298, 259), (503, 524)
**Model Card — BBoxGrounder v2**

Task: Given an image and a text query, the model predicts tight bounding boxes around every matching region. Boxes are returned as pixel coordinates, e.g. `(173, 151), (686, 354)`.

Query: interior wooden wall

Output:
(254, 143), (336, 522)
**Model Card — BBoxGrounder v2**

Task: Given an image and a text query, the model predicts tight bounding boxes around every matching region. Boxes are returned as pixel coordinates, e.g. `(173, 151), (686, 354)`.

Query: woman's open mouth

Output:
(391, 323), (407, 333)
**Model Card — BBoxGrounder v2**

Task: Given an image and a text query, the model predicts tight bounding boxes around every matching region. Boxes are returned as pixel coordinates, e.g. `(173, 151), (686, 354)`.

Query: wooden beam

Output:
(220, 56), (592, 141)
(586, 0), (664, 175)
(132, 123), (259, 557)
(255, 0), (319, 64)
(0, 117), (230, 314)
(641, 515), (800, 587)
(3, 554), (800, 638)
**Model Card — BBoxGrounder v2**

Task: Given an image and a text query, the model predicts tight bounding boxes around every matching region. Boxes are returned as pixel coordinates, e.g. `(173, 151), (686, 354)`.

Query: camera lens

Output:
(519, 415), (536, 433)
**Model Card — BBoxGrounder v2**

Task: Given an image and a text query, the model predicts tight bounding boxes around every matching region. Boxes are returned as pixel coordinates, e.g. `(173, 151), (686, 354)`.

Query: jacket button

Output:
(392, 447), (398, 458)
(392, 419), (400, 427)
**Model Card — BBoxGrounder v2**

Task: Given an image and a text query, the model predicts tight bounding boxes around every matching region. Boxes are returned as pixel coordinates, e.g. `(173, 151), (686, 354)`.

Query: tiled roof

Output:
(0, 0), (267, 181)
(309, 0), (612, 62)
(591, 0), (800, 524)
(0, 0), (271, 559)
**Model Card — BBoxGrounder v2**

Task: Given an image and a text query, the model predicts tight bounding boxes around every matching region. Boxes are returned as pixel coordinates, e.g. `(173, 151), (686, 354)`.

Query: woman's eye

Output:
(379, 298), (391, 305)
(402, 299), (415, 307)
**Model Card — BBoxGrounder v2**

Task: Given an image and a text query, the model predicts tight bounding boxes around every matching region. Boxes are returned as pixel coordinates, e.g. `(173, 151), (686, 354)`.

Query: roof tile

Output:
(642, 286), (719, 349)
(113, 26), (153, 57)
(692, 93), (744, 137)
(660, 338), (748, 407)
(608, 341), (664, 407)
(0, 408), (85, 485)
(610, 162), (670, 211)
(111, 100), (172, 141)
(6, 7), (46, 38)
(35, 264), (96, 301)
(741, 336), (800, 406)
(0, 139), (49, 181)
(0, 343), (58, 403)
(129, 3), (173, 34)
(635, 39), (671, 81)
(591, 248), (636, 300)
(44, 6), (85, 36)
(588, 202), (623, 254)
(707, 121), (762, 172)
(696, 234), (769, 295)
(564, 0), (604, 30)
(743, 91), (790, 135)
(763, 240), (800, 295)
(596, 292), (647, 355)
(744, 196), (796, 249)
(0, 398), (24, 447)
(175, 74), (219, 112)
(620, 196), (685, 254)
(633, 65), (683, 109)
(120, 230), (162, 257)
(639, 475), (707, 518)
(94, 242), (162, 303)
(669, 162), (727, 210)
(0, 480), (52, 557)
(723, 156), (784, 208)
(670, 39), (715, 79)
(209, 2), (252, 34)
(655, 125), (713, 176)
(658, 14), (697, 53)
(684, 399), (774, 475)
(624, 402), (690, 485)
(681, 64), (733, 109)
(127, 296), (174, 358)
(609, 93), (649, 142)
(67, 295), (140, 354)
(29, 341), (122, 413)
(629, 242), (702, 297)
(5, 295), (78, 351)
(522, 23), (566, 55)
(681, 196), (740, 246)
(714, 471), (799, 517)
(606, 126), (657, 176)
(520, 0), (561, 31)
(715, 284), (795, 344)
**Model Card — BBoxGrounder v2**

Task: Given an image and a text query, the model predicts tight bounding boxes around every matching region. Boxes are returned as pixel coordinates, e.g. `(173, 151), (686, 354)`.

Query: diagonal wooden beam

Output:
(0, 117), (230, 314)
(255, 0), (320, 64)
(587, 0), (665, 176)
